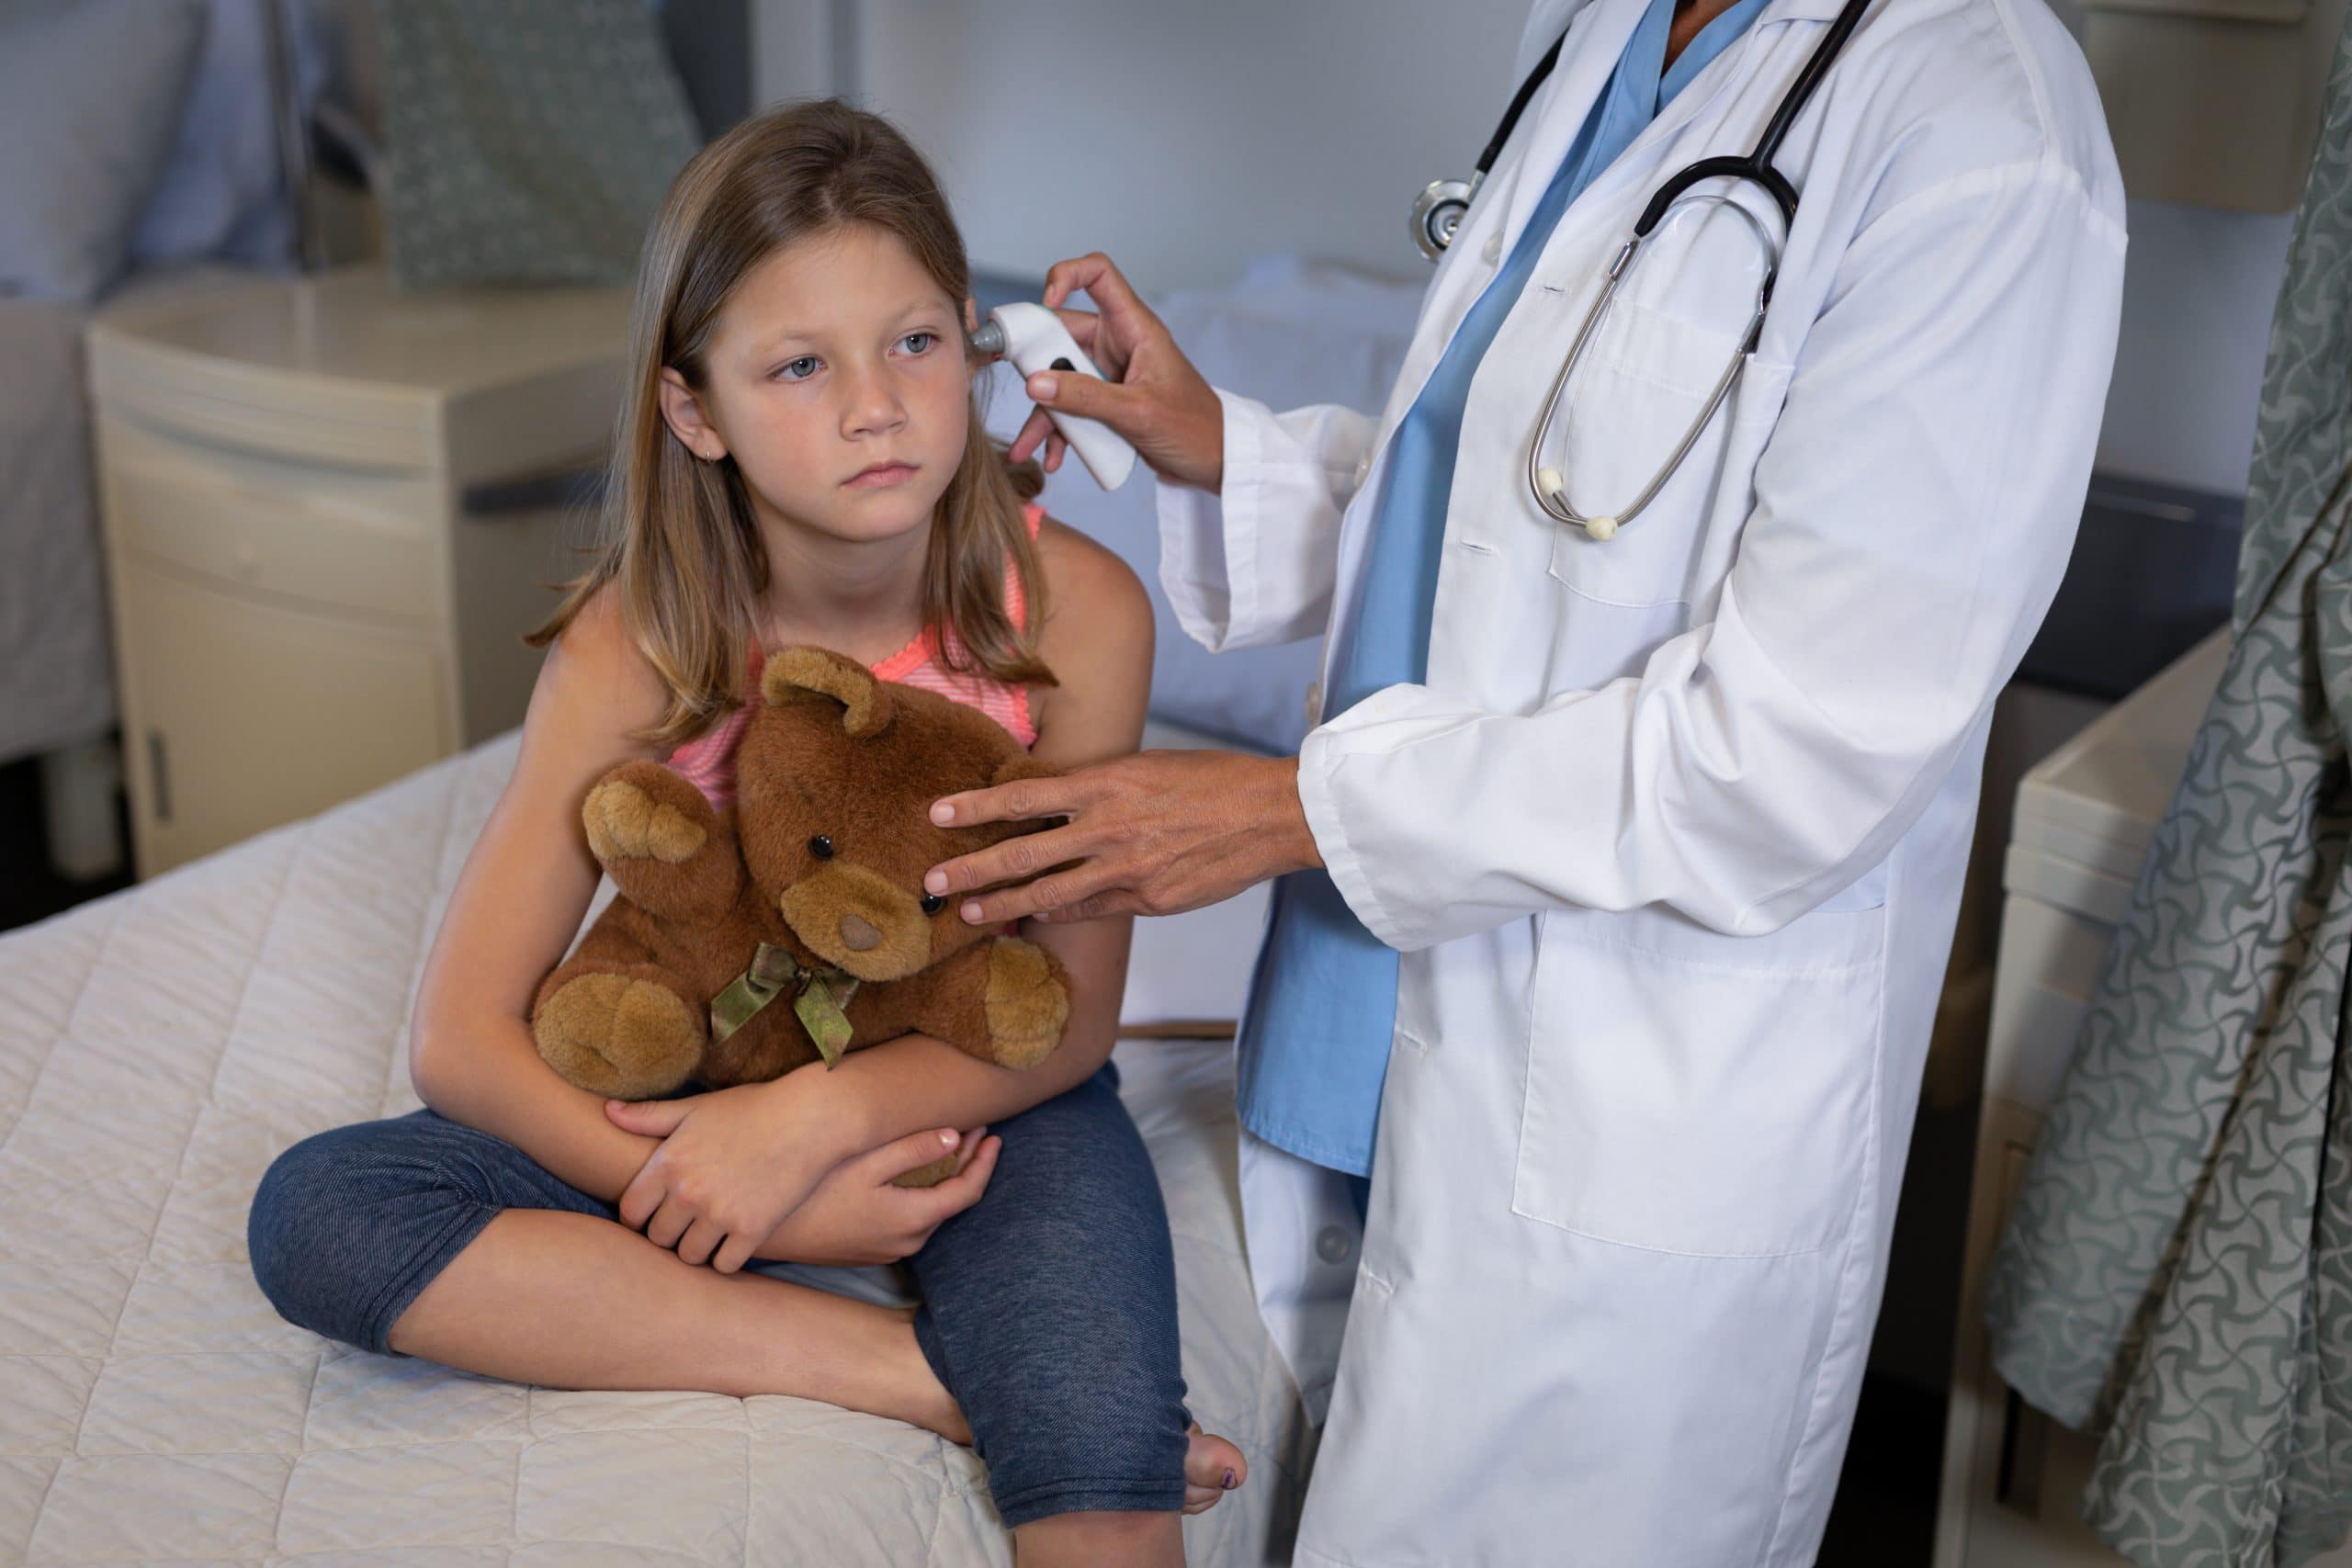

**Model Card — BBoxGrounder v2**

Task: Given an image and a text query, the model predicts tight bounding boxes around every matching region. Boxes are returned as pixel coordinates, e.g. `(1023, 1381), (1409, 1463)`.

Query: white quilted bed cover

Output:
(0, 733), (1315, 1565)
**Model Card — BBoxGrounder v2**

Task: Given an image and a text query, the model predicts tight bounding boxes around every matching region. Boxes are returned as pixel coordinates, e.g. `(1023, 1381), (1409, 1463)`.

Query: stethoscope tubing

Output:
(1421, 0), (1876, 536)
(1450, 0), (1876, 229)
(1524, 200), (1773, 537)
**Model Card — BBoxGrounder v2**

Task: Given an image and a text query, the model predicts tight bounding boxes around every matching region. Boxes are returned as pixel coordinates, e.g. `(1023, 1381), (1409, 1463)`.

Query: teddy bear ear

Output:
(760, 647), (896, 738)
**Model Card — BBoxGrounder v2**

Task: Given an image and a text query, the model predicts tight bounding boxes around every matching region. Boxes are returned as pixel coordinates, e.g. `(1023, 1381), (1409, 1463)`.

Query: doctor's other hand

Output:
(1005, 252), (1225, 491)
(923, 750), (1321, 924)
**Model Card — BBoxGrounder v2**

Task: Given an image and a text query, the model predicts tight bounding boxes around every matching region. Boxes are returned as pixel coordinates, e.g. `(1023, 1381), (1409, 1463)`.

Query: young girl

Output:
(247, 100), (1245, 1565)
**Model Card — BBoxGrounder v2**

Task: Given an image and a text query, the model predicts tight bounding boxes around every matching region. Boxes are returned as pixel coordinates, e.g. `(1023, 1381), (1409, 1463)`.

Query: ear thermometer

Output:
(969, 302), (1137, 491)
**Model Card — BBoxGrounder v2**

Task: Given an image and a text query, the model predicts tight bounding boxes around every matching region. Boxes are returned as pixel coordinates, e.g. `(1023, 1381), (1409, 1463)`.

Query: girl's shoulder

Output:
(538, 581), (673, 752)
(1027, 510), (1148, 633)
(1023, 511), (1152, 756)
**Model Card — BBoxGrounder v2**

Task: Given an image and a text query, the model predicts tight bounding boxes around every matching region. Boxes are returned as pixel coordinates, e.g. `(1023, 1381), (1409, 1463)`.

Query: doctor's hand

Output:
(1002, 253), (1226, 491)
(923, 750), (1321, 924)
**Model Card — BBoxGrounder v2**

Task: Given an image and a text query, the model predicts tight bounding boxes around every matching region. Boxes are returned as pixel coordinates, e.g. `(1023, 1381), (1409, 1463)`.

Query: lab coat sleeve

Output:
(1296, 162), (2127, 952)
(1156, 387), (1376, 651)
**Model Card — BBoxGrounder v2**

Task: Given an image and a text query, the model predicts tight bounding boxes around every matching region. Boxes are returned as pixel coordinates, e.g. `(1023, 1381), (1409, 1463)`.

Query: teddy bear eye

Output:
(808, 834), (835, 860)
(921, 892), (944, 915)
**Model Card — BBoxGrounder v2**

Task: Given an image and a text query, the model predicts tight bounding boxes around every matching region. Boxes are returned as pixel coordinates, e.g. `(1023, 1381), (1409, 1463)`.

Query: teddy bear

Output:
(529, 646), (1073, 1147)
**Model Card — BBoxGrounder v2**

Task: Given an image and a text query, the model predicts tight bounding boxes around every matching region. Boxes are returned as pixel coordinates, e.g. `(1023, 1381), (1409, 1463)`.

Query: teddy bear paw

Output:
(983, 939), (1069, 1069)
(536, 972), (704, 1100)
(584, 777), (707, 865)
(889, 1153), (961, 1190)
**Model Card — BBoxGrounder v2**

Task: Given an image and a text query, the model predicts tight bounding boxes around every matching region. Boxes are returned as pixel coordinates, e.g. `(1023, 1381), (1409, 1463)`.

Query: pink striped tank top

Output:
(668, 503), (1045, 808)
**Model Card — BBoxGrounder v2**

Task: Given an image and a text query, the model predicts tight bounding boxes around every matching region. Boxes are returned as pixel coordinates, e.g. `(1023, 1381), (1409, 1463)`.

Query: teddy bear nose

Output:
(839, 914), (882, 952)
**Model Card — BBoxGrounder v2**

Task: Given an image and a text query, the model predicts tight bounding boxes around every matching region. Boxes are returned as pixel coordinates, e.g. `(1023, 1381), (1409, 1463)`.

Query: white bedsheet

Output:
(0, 729), (1314, 1565)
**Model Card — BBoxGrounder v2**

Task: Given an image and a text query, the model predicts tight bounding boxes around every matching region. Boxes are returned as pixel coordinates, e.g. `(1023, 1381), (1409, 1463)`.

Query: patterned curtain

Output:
(1984, 20), (2352, 1568)
(372, 0), (701, 291)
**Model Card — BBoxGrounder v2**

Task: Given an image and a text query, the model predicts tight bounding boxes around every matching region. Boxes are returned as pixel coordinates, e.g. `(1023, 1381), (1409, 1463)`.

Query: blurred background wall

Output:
(754, 0), (2290, 499)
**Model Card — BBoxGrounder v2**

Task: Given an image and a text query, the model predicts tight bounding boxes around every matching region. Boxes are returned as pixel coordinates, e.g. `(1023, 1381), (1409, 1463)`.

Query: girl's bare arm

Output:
(407, 588), (677, 1200)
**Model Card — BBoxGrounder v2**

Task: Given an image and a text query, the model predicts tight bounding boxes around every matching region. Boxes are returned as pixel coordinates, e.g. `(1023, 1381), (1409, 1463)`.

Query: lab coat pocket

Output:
(1512, 902), (1884, 1258)
(1541, 299), (1793, 609)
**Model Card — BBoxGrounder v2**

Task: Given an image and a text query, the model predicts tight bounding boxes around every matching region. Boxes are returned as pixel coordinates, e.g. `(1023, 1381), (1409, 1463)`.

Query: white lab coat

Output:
(1156, 0), (2124, 1561)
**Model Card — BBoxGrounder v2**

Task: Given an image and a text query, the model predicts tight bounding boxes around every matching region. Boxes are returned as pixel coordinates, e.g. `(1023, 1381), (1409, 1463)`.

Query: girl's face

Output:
(662, 222), (973, 546)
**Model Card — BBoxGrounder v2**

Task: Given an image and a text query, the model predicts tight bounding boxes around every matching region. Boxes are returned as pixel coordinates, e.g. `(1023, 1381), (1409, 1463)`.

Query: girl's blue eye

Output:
(778, 356), (820, 381)
(900, 332), (936, 355)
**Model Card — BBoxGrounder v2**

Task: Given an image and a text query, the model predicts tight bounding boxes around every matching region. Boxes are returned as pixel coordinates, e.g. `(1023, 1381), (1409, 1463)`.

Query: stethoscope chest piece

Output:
(1411, 173), (1482, 263)
(1528, 209), (1773, 543)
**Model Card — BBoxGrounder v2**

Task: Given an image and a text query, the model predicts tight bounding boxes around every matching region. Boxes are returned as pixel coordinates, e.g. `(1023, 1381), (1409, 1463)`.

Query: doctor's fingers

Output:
(931, 768), (1102, 832)
(1048, 305), (1113, 364)
(1032, 347), (1221, 490)
(957, 857), (1129, 925)
(1052, 305), (1140, 388)
(1024, 366), (1157, 441)
(1042, 252), (1161, 338)
(1006, 406), (1070, 473)
(1023, 857), (1246, 922)
(928, 819), (1099, 904)
(1030, 888), (1148, 923)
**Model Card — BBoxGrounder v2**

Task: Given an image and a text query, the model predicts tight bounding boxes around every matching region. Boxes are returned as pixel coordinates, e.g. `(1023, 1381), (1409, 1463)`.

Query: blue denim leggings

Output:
(247, 1061), (1193, 1527)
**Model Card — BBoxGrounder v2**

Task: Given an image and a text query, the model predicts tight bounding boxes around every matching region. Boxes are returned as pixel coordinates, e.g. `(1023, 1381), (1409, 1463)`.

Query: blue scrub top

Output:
(1234, 0), (1770, 1182)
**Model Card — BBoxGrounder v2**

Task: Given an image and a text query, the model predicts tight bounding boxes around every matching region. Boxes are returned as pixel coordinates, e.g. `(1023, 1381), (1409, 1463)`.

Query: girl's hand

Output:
(755, 1126), (1003, 1267)
(606, 1079), (883, 1274)
(1001, 253), (1226, 491)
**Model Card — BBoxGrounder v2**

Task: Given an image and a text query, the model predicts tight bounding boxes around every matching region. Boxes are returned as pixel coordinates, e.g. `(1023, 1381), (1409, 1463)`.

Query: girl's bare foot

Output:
(1183, 1421), (1248, 1515)
(884, 1306), (1241, 1517)
(877, 1306), (971, 1444)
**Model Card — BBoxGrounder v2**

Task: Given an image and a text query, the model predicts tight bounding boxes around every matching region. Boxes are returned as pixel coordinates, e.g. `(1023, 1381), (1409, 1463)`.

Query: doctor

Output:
(928, 0), (2123, 1559)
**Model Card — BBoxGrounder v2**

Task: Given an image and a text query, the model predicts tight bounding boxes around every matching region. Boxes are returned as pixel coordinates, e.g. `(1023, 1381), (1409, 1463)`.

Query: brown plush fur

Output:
(531, 648), (1073, 1159)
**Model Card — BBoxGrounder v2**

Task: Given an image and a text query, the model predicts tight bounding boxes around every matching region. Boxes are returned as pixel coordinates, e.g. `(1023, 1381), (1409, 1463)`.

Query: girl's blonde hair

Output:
(528, 98), (1051, 750)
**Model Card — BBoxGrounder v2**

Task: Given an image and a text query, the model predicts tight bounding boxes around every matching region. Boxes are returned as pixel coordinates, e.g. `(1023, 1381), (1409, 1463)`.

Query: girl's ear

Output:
(963, 296), (981, 364)
(658, 367), (728, 463)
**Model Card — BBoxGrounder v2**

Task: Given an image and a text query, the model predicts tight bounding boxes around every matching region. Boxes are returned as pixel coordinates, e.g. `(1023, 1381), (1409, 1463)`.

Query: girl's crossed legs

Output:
(249, 1062), (1237, 1563)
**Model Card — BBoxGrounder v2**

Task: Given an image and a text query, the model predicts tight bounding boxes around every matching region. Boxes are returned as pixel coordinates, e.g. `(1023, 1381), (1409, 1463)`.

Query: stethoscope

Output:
(1410, 0), (1873, 540)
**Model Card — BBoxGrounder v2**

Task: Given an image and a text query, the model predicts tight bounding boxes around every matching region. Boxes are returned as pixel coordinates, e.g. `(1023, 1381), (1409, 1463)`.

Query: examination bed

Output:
(0, 718), (1314, 1565)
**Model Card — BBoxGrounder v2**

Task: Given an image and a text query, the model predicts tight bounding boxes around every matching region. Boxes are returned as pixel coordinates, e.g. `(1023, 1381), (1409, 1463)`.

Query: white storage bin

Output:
(87, 265), (629, 875)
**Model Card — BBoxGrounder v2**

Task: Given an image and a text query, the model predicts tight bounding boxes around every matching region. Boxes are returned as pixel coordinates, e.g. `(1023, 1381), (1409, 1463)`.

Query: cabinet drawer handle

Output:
(147, 729), (172, 823)
(459, 461), (605, 518)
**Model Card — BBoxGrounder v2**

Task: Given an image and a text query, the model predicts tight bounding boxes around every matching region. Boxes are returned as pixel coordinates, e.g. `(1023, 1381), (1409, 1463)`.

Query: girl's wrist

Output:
(758, 1064), (872, 1163)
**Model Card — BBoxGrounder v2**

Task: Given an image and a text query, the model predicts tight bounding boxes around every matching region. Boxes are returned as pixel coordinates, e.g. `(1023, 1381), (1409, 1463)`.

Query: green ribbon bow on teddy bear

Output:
(709, 942), (861, 1066)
